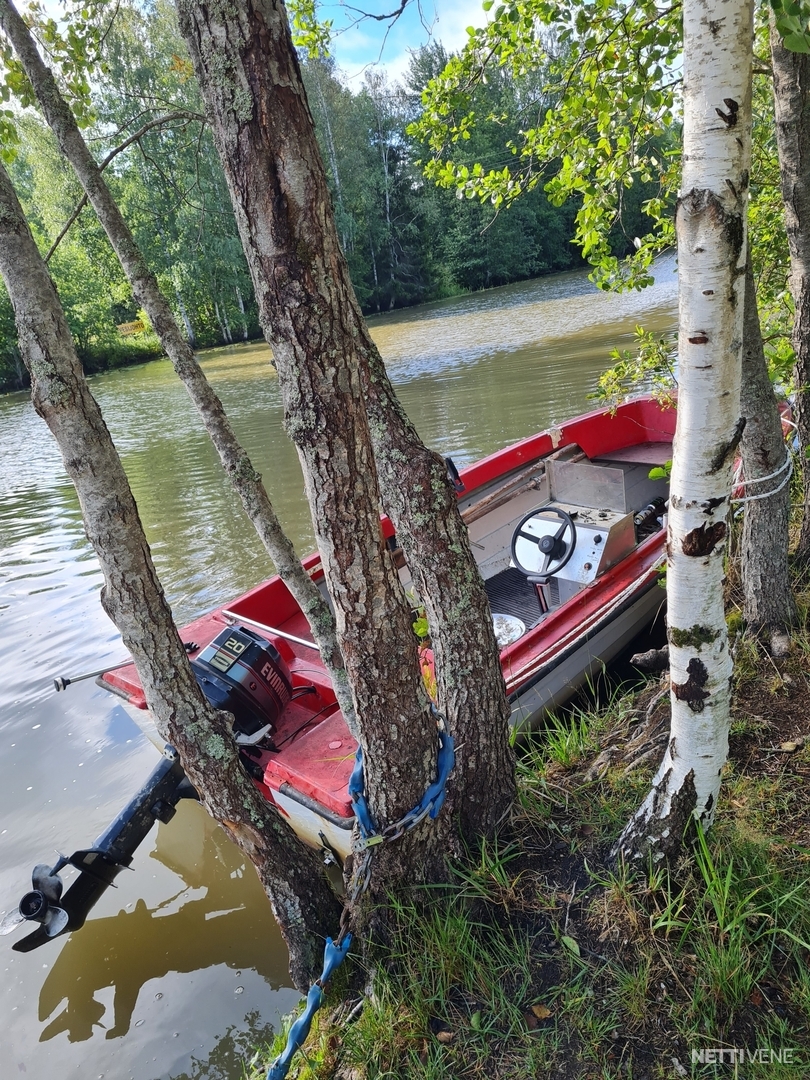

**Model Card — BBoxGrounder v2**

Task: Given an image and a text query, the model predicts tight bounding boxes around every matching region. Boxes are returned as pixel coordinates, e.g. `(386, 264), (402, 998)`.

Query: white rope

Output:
(731, 453), (794, 504)
(736, 451), (793, 489)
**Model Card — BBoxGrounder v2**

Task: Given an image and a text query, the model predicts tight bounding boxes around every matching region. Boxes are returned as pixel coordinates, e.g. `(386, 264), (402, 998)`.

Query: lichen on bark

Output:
(669, 624), (721, 648)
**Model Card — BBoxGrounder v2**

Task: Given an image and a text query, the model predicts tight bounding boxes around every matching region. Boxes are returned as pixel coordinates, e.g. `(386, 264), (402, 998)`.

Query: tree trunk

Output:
(740, 260), (797, 633)
(0, 158), (341, 990)
(175, 0), (515, 895)
(175, 285), (196, 347)
(771, 19), (810, 559)
(370, 240), (380, 310)
(236, 283), (249, 340)
(311, 67), (345, 215)
(616, 0), (753, 863)
(213, 296), (228, 343)
(0, 0), (357, 732)
(176, 0), (445, 909)
(220, 295), (234, 343)
(360, 362), (517, 837)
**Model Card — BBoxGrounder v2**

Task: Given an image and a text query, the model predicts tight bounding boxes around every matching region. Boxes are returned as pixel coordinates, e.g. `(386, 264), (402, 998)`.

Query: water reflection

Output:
(38, 802), (293, 1044)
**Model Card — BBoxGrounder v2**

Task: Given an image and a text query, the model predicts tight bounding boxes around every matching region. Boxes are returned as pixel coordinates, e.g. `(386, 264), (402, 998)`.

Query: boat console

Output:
(479, 441), (669, 631)
(512, 502), (638, 607)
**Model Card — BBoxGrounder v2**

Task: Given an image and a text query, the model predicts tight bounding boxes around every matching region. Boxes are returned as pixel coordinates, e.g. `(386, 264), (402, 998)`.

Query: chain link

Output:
(338, 705), (453, 934)
(266, 706), (453, 1080)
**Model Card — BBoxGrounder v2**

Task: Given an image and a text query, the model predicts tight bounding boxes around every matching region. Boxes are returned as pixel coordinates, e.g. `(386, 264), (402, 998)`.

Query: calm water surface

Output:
(0, 258), (677, 1078)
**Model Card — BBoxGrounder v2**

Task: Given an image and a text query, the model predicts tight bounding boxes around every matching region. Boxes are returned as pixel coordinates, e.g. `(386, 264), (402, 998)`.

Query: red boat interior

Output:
(101, 397), (676, 830)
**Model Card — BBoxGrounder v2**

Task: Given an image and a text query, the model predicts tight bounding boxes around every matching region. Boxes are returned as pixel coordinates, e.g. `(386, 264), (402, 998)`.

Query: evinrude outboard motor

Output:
(191, 624), (293, 741)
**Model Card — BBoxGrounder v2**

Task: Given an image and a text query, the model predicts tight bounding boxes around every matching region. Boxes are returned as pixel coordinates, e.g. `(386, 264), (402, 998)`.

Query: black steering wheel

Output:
(511, 506), (577, 580)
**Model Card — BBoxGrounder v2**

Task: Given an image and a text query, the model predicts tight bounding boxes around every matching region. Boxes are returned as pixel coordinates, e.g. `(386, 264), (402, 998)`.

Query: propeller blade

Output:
(0, 908), (25, 935)
(43, 906), (69, 937)
(32, 863), (64, 903)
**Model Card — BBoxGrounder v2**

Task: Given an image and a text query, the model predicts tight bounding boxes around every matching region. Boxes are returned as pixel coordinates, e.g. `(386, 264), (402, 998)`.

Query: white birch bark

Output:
(220, 296), (234, 344)
(616, 0), (753, 862)
(235, 284), (249, 340)
(175, 285), (196, 347)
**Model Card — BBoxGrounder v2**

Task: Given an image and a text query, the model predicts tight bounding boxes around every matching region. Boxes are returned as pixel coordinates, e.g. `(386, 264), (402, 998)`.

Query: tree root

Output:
(568, 685), (671, 785)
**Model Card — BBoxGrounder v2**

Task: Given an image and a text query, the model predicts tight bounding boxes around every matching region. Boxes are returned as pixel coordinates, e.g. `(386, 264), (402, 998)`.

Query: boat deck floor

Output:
(484, 567), (545, 631)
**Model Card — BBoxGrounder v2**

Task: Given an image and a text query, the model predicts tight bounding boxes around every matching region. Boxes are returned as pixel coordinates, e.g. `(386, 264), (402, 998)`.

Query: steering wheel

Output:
(511, 506), (577, 580)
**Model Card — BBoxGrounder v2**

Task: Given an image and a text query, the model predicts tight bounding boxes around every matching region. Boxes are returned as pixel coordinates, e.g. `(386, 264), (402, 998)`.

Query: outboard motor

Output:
(1, 747), (195, 952)
(191, 624), (293, 739)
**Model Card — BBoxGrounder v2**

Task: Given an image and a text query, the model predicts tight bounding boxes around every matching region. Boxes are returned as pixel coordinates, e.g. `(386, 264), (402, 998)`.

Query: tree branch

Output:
(341, 0), (408, 22)
(45, 109), (204, 261)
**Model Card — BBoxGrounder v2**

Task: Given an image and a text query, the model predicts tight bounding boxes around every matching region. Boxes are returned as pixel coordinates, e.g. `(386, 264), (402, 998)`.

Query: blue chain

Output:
(265, 711), (454, 1080)
(348, 726), (455, 848)
(265, 935), (352, 1080)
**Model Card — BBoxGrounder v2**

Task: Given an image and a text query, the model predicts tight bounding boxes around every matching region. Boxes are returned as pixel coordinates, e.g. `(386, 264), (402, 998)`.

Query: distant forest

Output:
(0, 1), (655, 393)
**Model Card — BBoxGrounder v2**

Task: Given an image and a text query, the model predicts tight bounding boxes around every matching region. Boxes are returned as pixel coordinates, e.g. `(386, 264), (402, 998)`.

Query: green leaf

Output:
(561, 935), (580, 957)
(782, 31), (810, 51)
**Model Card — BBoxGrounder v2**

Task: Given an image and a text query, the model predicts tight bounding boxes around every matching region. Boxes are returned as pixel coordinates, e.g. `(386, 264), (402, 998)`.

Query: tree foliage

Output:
(0, 1), (595, 391)
(770, 0), (810, 53)
(411, 0), (682, 290)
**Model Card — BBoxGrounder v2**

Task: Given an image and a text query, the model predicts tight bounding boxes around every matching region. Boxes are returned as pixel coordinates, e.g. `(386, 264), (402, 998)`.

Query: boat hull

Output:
(509, 574), (664, 729)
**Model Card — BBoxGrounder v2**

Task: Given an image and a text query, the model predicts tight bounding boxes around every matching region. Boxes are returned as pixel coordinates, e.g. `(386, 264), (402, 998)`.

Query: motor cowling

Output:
(191, 625), (293, 736)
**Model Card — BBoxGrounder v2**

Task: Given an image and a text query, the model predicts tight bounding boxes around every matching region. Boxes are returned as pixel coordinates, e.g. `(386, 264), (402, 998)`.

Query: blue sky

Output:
(321, 0), (490, 83)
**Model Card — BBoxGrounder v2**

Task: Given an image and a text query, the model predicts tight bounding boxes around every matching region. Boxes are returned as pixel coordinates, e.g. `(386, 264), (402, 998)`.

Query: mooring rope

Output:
(730, 452), (794, 505)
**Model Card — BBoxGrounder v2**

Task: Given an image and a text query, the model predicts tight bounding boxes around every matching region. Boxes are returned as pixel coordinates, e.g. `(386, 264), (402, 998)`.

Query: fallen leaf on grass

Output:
(530, 1003), (552, 1019)
(561, 935), (580, 957)
(780, 740), (804, 752)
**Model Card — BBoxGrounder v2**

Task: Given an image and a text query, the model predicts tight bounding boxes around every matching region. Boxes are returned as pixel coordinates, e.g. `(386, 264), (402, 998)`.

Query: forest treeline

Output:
(0, 0), (657, 394)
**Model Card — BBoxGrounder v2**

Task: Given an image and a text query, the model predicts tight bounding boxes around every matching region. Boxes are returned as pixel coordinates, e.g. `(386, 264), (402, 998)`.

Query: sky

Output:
(319, 0), (491, 84)
(34, 0), (491, 89)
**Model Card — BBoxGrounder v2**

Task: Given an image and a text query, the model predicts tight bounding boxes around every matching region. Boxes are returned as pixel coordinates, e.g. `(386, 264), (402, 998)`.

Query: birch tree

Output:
(616, 0), (754, 861)
(412, 0), (796, 641)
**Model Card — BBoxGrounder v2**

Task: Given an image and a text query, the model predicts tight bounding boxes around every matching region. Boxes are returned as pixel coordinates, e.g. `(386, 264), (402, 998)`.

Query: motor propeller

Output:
(0, 859), (70, 940)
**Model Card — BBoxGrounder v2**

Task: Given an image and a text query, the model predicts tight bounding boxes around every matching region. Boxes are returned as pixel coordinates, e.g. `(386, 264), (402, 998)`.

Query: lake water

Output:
(0, 257), (677, 1079)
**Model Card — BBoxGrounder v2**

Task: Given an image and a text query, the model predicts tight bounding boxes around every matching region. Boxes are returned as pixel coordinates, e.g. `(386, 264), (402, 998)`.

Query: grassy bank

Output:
(0, 334), (168, 395)
(255, 626), (810, 1079)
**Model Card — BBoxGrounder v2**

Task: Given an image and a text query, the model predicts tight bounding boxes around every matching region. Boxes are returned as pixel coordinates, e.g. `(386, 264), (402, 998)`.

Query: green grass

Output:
(258, 820), (810, 1078)
(255, 677), (810, 1080)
